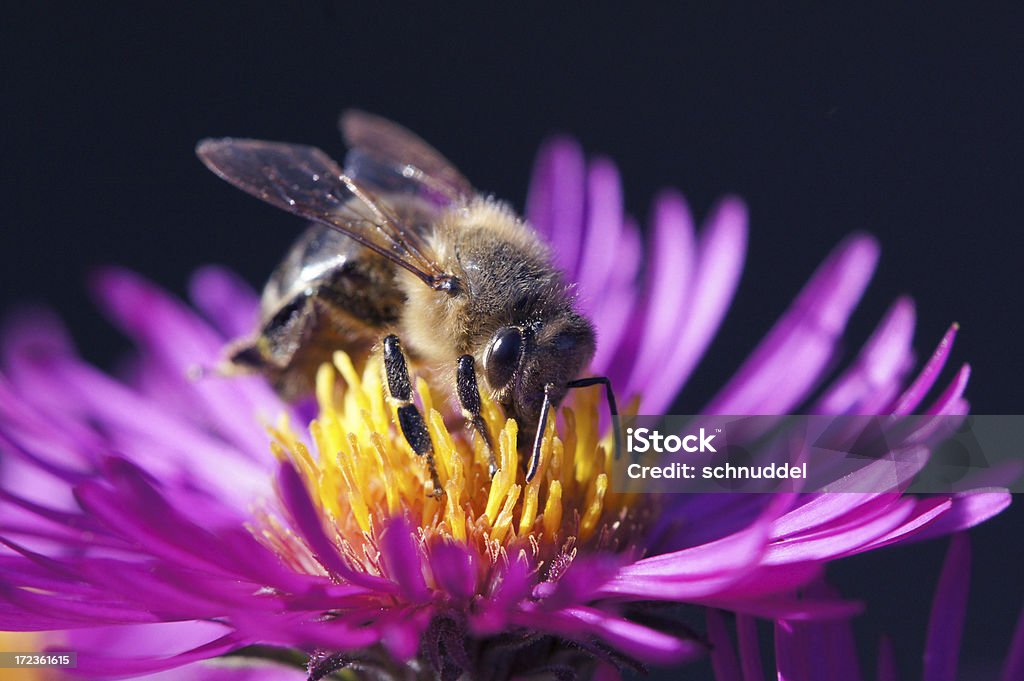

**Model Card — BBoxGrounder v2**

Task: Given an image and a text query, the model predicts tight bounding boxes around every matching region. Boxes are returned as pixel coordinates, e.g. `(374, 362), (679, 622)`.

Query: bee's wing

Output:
(339, 110), (474, 205)
(196, 138), (457, 291)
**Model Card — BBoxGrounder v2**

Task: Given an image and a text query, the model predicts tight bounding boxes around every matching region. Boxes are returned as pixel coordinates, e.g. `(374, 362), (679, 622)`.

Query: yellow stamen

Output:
(261, 352), (636, 578)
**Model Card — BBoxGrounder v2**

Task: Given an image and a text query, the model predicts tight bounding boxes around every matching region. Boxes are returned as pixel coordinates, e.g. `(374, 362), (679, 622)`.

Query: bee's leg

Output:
(382, 335), (442, 497)
(456, 355), (498, 477)
(526, 376), (621, 483)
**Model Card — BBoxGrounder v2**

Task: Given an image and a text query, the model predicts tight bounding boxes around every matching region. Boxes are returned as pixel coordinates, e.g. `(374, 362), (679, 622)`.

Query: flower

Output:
(704, 534), (1024, 681)
(0, 135), (1011, 680)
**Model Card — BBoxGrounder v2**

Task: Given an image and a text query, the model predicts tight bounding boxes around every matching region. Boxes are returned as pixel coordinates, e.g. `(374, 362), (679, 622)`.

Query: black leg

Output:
(456, 355), (498, 476)
(526, 375), (621, 483)
(382, 335), (442, 497)
(527, 384), (556, 482)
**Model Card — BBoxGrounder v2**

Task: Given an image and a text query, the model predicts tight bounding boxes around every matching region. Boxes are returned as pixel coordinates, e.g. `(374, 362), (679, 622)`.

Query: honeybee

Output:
(197, 111), (617, 488)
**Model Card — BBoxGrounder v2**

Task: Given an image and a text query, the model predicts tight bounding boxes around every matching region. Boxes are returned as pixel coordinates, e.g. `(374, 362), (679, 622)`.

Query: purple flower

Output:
(0, 136), (1010, 679)
(705, 533), (1024, 681)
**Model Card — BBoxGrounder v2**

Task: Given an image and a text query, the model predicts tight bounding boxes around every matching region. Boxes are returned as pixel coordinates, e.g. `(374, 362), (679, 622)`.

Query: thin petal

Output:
(188, 265), (261, 339)
(380, 517), (429, 601)
(890, 323), (959, 415)
(91, 267), (282, 455)
(623, 191), (696, 397)
(706, 609), (742, 681)
(737, 614), (764, 681)
(812, 297), (916, 415)
(774, 590), (861, 681)
(556, 606), (702, 665)
(926, 364), (970, 416)
(1001, 602), (1024, 681)
(589, 218), (642, 376)
(428, 540), (476, 601)
(910, 490), (1011, 542)
(878, 636), (899, 681)
(923, 534), (970, 681)
(707, 234), (879, 415)
(645, 197), (748, 413)
(275, 461), (390, 591)
(575, 158), (624, 314)
(525, 136), (586, 276)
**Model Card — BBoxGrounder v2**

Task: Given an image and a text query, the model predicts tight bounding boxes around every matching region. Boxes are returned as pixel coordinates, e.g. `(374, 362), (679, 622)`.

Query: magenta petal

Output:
(35, 353), (273, 509)
(599, 502), (781, 600)
(73, 459), (248, 573)
(589, 218), (642, 376)
(923, 534), (971, 681)
(380, 608), (430, 660)
(525, 136), (586, 275)
(533, 554), (624, 607)
(890, 323), (959, 415)
(188, 265), (261, 339)
(470, 555), (532, 635)
(736, 614), (764, 681)
(878, 636), (899, 681)
(645, 197), (748, 413)
(853, 497), (953, 553)
(428, 540), (476, 601)
(911, 490), (1011, 542)
(926, 363), (971, 416)
(71, 631), (243, 679)
(623, 191), (696, 398)
(765, 499), (916, 565)
(615, 517), (766, 577)
(275, 461), (390, 591)
(90, 267), (281, 455)
(0, 578), (159, 629)
(706, 609), (742, 681)
(1001, 602), (1024, 681)
(773, 492), (890, 540)
(812, 297), (916, 415)
(774, 592), (861, 681)
(707, 233), (878, 415)
(575, 157), (624, 313)
(590, 284), (639, 381)
(558, 607), (702, 665)
(703, 562), (823, 603)
(380, 517), (429, 602)
(143, 660), (306, 680)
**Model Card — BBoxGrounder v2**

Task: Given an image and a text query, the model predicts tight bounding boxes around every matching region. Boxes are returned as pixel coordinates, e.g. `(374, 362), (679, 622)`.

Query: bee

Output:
(196, 111), (618, 490)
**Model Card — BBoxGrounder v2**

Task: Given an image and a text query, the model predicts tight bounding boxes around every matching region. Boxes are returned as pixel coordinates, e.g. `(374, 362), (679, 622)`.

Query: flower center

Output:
(259, 352), (641, 578)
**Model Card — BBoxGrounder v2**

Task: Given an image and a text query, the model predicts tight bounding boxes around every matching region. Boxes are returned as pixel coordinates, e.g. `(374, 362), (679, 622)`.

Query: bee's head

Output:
(482, 313), (596, 432)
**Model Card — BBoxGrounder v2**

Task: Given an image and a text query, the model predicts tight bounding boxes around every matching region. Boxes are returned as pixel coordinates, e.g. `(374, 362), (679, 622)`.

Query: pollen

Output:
(263, 351), (637, 576)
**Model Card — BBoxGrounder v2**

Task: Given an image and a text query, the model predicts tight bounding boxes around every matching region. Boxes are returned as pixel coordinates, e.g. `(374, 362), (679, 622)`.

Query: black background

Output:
(2, 4), (1022, 678)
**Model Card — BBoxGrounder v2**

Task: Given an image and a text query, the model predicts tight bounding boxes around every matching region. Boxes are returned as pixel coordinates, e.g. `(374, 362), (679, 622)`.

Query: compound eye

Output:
(484, 326), (523, 389)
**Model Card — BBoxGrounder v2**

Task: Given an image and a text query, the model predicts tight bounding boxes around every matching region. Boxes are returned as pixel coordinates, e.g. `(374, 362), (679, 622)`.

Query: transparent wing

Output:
(340, 110), (474, 205)
(196, 138), (457, 291)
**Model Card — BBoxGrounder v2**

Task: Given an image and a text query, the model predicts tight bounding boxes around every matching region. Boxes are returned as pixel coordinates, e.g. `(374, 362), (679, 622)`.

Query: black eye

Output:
(484, 326), (523, 389)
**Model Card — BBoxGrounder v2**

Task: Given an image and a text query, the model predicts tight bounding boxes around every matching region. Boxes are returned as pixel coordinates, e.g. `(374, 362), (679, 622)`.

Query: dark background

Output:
(2, 4), (1021, 678)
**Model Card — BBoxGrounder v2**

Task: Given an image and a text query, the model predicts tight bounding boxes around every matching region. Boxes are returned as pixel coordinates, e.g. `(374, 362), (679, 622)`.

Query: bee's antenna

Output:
(526, 376), (621, 482)
(527, 384), (557, 483)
